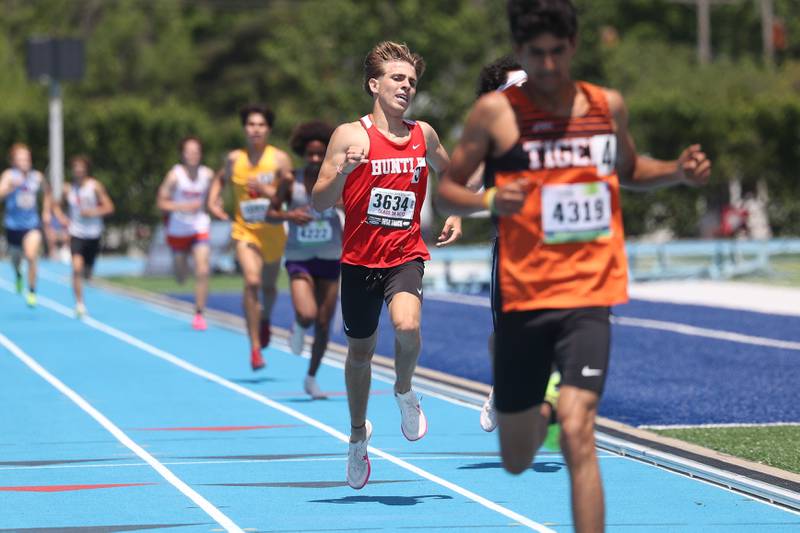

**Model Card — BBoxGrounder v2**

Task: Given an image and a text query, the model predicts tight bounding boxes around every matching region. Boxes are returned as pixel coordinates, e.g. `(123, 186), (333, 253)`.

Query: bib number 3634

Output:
(541, 182), (611, 244)
(366, 187), (415, 229)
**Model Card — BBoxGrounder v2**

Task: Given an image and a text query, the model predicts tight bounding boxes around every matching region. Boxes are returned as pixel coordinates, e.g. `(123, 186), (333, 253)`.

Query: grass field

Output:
(653, 426), (800, 474)
(737, 255), (800, 287)
(632, 254), (800, 287)
(105, 271), (290, 293)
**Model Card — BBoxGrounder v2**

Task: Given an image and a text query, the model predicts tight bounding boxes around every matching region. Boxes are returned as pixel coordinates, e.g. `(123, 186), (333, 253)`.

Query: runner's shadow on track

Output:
(229, 377), (281, 384)
(310, 494), (453, 506)
(459, 461), (564, 473)
(282, 397), (342, 403)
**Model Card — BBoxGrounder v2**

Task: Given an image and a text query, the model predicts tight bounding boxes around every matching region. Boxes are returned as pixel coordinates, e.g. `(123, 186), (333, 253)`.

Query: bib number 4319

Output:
(541, 182), (612, 244)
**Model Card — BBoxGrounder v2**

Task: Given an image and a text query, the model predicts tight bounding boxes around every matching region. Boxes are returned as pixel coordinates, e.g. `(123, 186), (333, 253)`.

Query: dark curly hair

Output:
(239, 103), (275, 128)
(289, 121), (335, 157)
(507, 0), (578, 45)
(476, 55), (523, 97)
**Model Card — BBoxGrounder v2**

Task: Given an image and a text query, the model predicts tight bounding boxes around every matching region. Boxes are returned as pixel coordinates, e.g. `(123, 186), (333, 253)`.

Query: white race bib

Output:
(366, 187), (416, 229)
(541, 182), (612, 244)
(239, 198), (270, 223)
(297, 220), (333, 244)
(16, 191), (36, 210)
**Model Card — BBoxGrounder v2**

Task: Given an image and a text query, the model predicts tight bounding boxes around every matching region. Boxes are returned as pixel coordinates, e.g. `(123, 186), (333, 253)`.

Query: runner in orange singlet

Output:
(437, 2), (711, 531)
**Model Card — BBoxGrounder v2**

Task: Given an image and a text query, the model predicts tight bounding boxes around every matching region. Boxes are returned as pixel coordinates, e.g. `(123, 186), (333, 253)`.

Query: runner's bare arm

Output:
(420, 121), (462, 247)
(52, 183), (70, 227)
(266, 155), (313, 225)
(609, 89), (711, 190)
(207, 153), (235, 220)
(90, 180), (115, 217)
(312, 122), (368, 211)
(465, 163), (486, 193)
(437, 93), (525, 216)
(156, 170), (187, 213)
(0, 170), (14, 199)
(259, 149), (291, 199)
(41, 175), (53, 225)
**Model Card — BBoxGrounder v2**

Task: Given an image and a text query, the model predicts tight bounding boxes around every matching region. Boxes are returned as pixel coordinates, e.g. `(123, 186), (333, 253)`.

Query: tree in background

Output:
(0, 0), (798, 240)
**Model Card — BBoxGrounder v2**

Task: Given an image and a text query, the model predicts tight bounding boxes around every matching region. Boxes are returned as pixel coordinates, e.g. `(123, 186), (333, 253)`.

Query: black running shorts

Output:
(340, 258), (424, 339)
(70, 236), (101, 272)
(493, 306), (611, 413)
(5, 227), (39, 248)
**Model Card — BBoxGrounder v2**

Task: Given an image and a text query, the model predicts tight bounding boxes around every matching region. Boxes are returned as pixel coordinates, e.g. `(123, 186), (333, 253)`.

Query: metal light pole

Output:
(697, 0), (712, 65)
(26, 37), (84, 202)
(48, 80), (64, 201)
(759, 0), (775, 67)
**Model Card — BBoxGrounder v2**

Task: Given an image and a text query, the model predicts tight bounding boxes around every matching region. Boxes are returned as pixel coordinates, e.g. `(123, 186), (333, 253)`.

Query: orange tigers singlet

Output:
(487, 81), (629, 313)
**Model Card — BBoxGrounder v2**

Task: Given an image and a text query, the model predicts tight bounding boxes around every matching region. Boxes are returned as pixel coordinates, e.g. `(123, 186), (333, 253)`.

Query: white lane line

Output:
(0, 282), (553, 532)
(0, 332), (244, 533)
(37, 268), (488, 413)
(613, 316), (800, 351)
(640, 422), (800, 430)
(428, 291), (800, 352)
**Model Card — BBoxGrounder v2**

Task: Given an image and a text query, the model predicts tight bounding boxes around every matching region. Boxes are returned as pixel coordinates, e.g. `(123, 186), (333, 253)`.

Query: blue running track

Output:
(0, 259), (797, 532)
(186, 289), (800, 428)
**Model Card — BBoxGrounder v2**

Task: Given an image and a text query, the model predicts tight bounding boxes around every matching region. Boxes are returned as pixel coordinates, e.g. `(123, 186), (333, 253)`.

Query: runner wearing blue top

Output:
(277, 121), (340, 399)
(0, 143), (53, 307)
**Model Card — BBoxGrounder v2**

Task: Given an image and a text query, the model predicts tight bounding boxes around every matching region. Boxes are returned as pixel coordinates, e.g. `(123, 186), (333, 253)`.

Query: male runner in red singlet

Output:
(437, 2), (711, 531)
(313, 41), (462, 490)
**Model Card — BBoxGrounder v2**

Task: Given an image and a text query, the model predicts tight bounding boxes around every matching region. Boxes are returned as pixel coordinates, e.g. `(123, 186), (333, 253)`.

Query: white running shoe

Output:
(289, 321), (306, 355)
(303, 375), (326, 399)
(480, 388), (497, 432)
(75, 302), (87, 319)
(395, 389), (427, 441)
(346, 420), (372, 490)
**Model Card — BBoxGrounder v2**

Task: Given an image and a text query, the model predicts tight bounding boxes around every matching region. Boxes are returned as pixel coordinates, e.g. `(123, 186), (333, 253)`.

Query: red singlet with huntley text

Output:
(340, 114), (430, 268)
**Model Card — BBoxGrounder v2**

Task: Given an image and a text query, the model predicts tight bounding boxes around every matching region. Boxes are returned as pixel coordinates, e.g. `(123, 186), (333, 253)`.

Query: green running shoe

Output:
(544, 370), (561, 415)
(25, 291), (37, 308)
(15, 275), (23, 294)
(543, 422), (561, 451)
(542, 371), (561, 451)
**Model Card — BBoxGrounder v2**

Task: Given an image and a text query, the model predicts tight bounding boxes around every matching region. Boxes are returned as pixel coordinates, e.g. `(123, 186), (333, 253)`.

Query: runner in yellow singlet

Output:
(208, 103), (293, 371)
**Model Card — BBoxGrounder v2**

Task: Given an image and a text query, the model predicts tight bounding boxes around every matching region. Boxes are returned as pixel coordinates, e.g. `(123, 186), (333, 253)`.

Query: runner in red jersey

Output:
(313, 41), (462, 490)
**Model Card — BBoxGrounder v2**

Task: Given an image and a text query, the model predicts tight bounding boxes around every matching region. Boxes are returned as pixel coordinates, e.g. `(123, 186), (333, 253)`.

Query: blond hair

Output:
(363, 41), (426, 96)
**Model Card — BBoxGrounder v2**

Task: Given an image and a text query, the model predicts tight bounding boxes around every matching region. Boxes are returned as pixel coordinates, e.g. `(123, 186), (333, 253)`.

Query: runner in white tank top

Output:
(279, 121), (338, 398)
(54, 155), (114, 317)
(156, 137), (213, 331)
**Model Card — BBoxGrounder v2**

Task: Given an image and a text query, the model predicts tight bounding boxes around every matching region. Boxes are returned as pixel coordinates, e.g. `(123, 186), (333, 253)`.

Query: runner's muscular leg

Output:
(260, 259), (281, 320)
(497, 402), (552, 474)
(388, 292), (421, 395)
(237, 240), (264, 350)
(308, 277), (338, 376)
(173, 251), (189, 284)
(346, 331), (377, 442)
(290, 274), (317, 328)
(22, 230), (42, 289)
(192, 243), (210, 312)
(558, 385), (604, 533)
(71, 252), (85, 304)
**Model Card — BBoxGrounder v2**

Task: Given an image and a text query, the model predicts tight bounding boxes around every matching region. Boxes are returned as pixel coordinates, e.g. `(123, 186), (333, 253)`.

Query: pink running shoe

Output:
(192, 313), (207, 331)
